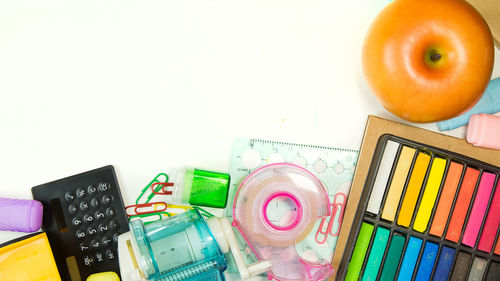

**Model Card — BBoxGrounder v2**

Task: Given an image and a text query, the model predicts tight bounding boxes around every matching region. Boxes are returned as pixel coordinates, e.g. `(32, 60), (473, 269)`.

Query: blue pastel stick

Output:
(396, 237), (423, 281)
(437, 77), (500, 131)
(414, 242), (438, 281)
(432, 246), (456, 281)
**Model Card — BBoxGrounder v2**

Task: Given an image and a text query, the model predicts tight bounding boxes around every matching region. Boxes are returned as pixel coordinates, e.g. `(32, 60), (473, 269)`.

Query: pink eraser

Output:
(467, 114), (500, 150)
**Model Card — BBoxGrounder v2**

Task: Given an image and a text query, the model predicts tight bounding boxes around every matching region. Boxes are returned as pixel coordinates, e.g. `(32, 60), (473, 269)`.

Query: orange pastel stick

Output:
(495, 235), (500, 255)
(429, 162), (463, 237)
(397, 152), (430, 227)
(445, 167), (480, 243)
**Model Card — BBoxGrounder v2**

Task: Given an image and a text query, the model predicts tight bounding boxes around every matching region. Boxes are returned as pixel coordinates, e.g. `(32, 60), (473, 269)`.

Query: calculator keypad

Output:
(65, 182), (122, 266)
(32, 166), (128, 281)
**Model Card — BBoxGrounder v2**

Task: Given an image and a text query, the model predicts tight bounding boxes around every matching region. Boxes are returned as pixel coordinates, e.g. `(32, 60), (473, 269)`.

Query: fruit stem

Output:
(430, 52), (441, 62)
(424, 47), (446, 68)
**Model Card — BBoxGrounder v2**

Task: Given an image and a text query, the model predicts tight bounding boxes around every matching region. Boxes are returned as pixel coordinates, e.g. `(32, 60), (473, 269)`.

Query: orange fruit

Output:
(362, 0), (494, 123)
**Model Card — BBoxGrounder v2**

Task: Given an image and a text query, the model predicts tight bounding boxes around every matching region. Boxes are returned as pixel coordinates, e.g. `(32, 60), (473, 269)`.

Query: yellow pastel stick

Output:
(413, 157), (447, 232)
(381, 146), (416, 222)
(397, 152), (430, 227)
(87, 272), (120, 281)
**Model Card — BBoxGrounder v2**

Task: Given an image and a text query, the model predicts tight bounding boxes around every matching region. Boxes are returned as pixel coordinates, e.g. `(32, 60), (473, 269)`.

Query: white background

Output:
(1, 0), (499, 279)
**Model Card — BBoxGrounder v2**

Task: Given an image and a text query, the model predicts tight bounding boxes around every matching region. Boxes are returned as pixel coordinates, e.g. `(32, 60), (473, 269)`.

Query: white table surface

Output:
(1, 1), (499, 280)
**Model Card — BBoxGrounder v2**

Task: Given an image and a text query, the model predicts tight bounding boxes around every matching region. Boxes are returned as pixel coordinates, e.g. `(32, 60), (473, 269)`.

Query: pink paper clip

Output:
(315, 192), (347, 244)
(150, 182), (174, 195)
(299, 259), (335, 281)
(125, 202), (168, 217)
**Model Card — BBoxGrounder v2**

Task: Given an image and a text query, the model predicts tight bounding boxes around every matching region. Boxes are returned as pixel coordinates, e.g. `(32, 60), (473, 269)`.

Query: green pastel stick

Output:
(346, 222), (375, 281)
(362, 227), (390, 281)
(379, 233), (406, 281)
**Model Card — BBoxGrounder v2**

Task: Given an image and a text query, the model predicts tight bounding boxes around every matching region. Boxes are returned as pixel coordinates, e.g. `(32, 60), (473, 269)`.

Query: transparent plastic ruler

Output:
(226, 138), (358, 267)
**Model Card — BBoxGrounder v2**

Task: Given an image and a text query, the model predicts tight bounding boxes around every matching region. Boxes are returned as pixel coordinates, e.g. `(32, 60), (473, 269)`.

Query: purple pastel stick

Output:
(0, 198), (43, 232)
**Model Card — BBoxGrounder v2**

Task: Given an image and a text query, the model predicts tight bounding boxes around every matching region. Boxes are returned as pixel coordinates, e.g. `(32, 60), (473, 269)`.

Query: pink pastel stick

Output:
(462, 172), (496, 247)
(478, 180), (500, 252)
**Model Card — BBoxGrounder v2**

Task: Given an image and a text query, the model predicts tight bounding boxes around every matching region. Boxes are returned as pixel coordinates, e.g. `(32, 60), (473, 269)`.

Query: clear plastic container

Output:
(130, 210), (227, 281)
(122, 209), (271, 281)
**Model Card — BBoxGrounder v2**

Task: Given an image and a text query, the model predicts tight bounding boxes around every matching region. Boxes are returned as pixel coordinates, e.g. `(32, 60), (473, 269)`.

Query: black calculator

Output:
(32, 165), (129, 281)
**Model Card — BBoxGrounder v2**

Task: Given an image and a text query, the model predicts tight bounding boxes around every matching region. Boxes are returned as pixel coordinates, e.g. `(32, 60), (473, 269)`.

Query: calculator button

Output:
(72, 217), (83, 226)
(64, 192), (75, 201)
(79, 242), (90, 252)
(106, 207), (116, 217)
(101, 236), (112, 247)
(80, 201), (90, 211)
(83, 214), (94, 223)
(98, 223), (109, 233)
(87, 185), (97, 195)
(113, 233), (120, 243)
(87, 226), (97, 236)
(98, 182), (111, 192)
(95, 210), (105, 220)
(95, 252), (104, 263)
(105, 249), (116, 260)
(83, 255), (94, 266)
(68, 204), (78, 214)
(109, 220), (120, 230)
(90, 198), (100, 208)
(101, 195), (114, 205)
(76, 230), (86, 239)
(76, 188), (86, 198)
(91, 239), (101, 249)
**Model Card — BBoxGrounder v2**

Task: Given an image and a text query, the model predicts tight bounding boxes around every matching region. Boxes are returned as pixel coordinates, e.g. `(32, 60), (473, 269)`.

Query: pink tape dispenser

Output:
(232, 163), (335, 281)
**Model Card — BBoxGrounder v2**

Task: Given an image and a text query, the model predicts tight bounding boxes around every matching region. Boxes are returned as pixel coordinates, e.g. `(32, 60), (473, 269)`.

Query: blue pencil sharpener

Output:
(118, 209), (271, 281)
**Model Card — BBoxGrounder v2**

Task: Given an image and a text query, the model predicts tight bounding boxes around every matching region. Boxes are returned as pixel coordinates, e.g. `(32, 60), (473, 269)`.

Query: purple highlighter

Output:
(0, 198), (43, 232)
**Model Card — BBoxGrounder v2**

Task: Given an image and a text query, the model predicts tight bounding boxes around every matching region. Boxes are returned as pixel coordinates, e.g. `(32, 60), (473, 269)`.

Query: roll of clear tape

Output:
(233, 163), (330, 248)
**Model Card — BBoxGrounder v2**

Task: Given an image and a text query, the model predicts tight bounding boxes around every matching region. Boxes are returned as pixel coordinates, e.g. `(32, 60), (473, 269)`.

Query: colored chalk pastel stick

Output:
(397, 153), (430, 228)
(486, 262), (500, 281)
(429, 162), (463, 237)
(463, 172), (496, 247)
(467, 257), (487, 281)
(450, 252), (471, 281)
(361, 227), (390, 281)
(379, 234), (405, 281)
(367, 140), (400, 215)
(432, 247), (455, 281)
(396, 236), (422, 281)
(414, 241), (438, 281)
(345, 222), (374, 281)
(413, 157), (447, 232)
(382, 146), (416, 222)
(445, 167), (480, 243)
(478, 180), (500, 252)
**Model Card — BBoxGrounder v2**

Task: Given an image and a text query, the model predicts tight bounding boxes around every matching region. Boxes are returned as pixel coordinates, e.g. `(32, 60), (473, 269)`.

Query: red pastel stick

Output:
(445, 168), (480, 243)
(478, 180), (500, 252)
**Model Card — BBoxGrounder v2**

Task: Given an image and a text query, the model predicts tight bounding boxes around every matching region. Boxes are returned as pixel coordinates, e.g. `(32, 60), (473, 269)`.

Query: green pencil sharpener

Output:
(173, 167), (230, 208)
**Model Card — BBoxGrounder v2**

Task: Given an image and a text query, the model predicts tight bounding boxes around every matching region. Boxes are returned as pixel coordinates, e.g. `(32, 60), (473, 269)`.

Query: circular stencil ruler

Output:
(226, 138), (358, 271)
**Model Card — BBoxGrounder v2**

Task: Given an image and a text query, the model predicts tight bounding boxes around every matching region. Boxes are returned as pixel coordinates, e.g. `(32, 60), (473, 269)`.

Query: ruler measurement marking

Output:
(249, 139), (357, 153)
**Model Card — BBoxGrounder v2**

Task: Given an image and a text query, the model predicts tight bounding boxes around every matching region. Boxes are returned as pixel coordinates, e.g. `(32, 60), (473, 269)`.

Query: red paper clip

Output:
(125, 202), (168, 217)
(150, 182), (174, 195)
(315, 192), (347, 244)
